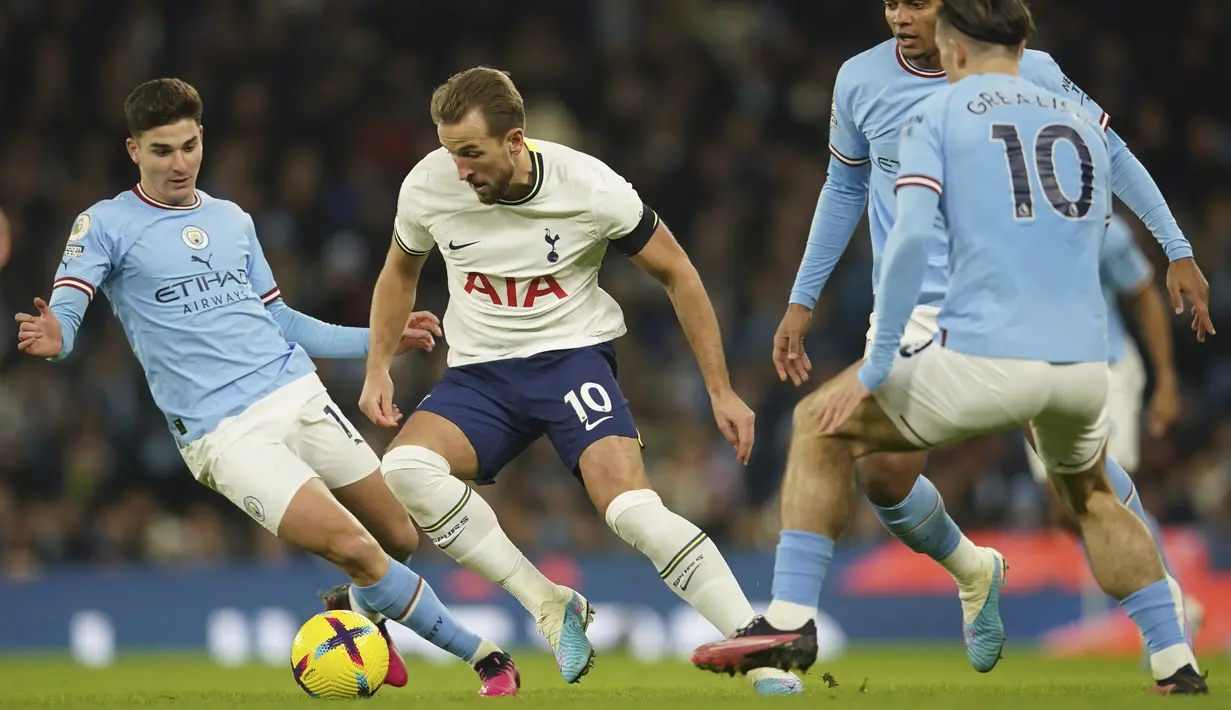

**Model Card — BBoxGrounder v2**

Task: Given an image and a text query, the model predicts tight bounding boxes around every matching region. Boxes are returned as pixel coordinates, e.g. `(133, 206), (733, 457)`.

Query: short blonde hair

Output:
(430, 67), (525, 137)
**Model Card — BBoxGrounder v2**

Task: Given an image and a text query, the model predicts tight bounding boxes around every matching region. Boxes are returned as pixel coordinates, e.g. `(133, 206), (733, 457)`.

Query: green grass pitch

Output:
(0, 647), (1221, 708)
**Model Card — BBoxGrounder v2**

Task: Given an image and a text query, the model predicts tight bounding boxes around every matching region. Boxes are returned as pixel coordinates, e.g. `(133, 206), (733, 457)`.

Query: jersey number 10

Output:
(991, 123), (1095, 221)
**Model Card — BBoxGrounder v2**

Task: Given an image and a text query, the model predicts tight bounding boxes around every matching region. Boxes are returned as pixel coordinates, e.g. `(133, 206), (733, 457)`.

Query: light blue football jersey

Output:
(1100, 214), (1153, 364)
(828, 40), (1110, 308)
(48, 185), (315, 445)
(886, 73), (1112, 365)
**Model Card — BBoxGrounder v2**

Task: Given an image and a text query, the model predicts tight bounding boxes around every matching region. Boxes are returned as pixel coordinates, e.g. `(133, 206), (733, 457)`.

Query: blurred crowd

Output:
(1, 0), (1230, 576)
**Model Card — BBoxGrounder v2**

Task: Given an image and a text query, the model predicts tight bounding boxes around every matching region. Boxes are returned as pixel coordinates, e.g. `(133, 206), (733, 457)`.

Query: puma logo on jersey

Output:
(464, 273), (568, 307)
(190, 254), (214, 269)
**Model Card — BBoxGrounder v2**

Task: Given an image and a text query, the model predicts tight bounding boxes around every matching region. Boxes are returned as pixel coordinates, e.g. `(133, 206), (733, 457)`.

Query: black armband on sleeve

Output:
(613, 203), (660, 257)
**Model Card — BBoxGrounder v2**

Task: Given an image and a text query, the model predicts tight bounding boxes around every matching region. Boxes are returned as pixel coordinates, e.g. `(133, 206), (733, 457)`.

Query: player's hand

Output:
(395, 310), (443, 355)
(710, 389), (756, 465)
(1147, 374), (1181, 438)
(773, 304), (813, 386)
(814, 367), (871, 435)
(14, 297), (63, 358)
(359, 370), (402, 429)
(1166, 258), (1215, 342)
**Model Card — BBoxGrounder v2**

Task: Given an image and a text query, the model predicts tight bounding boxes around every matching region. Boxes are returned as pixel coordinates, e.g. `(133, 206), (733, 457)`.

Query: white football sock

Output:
(605, 489), (755, 636)
(382, 445), (559, 616)
(943, 537), (987, 585)
(764, 600), (816, 631)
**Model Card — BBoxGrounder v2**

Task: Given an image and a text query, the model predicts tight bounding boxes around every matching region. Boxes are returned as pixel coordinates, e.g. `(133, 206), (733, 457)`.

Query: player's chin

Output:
(167, 178), (195, 196)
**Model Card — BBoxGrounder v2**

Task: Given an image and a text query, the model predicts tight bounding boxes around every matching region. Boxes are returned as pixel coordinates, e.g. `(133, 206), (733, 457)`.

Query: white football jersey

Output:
(394, 139), (658, 366)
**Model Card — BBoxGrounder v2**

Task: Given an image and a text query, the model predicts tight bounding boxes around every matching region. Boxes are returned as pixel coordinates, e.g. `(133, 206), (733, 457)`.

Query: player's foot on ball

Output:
(536, 586), (595, 683)
(748, 667), (805, 695)
(317, 584), (408, 688)
(959, 547), (1008, 673)
(691, 616), (818, 675)
(1152, 664), (1208, 695)
(474, 651), (521, 697)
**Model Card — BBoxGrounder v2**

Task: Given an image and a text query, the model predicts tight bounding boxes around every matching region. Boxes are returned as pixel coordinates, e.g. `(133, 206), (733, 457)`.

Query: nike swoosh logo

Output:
(584, 416), (613, 431)
(679, 566), (701, 591)
(449, 240), (480, 250)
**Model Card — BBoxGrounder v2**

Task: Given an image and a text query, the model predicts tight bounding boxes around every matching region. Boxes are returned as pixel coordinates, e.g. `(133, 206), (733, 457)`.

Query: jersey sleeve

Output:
(52, 212), (113, 302)
(893, 99), (945, 196)
(591, 168), (659, 257)
(828, 62), (871, 166)
(1022, 52), (1111, 132)
(243, 213), (284, 306)
(48, 210), (117, 360)
(392, 179), (435, 256)
(1100, 218), (1153, 296)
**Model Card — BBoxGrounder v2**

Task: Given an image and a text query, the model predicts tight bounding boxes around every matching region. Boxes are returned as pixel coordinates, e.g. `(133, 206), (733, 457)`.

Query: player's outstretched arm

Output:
(361, 240), (429, 428)
(775, 156), (870, 386)
(1027, 54), (1212, 339)
(631, 222), (755, 463)
(1105, 130), (1214, 340)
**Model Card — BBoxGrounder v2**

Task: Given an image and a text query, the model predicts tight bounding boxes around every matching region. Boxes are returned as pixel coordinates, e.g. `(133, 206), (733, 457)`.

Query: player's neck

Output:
(966, 57), (1021, 78)
(909, 51), (942, 71)
(138, 178), (194, 206)
(503, 148), (536, 202)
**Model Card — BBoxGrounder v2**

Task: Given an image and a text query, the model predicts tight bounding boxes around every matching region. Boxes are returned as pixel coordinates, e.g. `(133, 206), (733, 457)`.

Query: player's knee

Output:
(791, 391), (828, 433)
(382, 446), (452, 501)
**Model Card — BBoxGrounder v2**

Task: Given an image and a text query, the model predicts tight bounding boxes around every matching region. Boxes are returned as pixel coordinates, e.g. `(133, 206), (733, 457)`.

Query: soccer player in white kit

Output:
(321, 67), (803, 695)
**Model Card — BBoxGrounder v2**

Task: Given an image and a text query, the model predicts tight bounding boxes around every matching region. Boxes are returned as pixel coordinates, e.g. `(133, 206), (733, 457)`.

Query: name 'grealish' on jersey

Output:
(394, 139), (659, 366)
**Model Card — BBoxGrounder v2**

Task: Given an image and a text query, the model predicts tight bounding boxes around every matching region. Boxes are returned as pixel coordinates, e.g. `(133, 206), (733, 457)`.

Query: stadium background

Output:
(0, 0), (1229, 661)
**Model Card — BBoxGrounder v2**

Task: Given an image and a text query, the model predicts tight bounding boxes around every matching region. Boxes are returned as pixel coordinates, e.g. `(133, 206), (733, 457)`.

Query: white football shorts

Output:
(1027, 338), (1146, 481)
(179, 373), (380, 534)
(863, 305), (940, 357)
(873, 342), (1111, 475)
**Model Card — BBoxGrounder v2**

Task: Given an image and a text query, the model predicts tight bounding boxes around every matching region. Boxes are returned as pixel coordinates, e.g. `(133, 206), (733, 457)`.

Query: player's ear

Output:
(504, 127), (524, 155)
(125, 137), (140, 165)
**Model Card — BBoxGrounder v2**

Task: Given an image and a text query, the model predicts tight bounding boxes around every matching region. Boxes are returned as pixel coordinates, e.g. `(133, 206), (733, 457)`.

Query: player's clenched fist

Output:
(360, 370), (402, 429)
(14, 297), (63, 358)
(710, 389), (756, 465)
(773, 303), (813, 386)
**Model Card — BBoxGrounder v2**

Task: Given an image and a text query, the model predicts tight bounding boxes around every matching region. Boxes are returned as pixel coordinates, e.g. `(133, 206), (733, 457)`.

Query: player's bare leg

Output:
(1025, 430), (1202, 646)
(691, 363), (1006, 675)
(1045, 454), (1205, 693)
(579, 436), (802, 696)
(858, 451), (1005, 672)
(379, 410), (594, 684)
(319, 470), (420, 689)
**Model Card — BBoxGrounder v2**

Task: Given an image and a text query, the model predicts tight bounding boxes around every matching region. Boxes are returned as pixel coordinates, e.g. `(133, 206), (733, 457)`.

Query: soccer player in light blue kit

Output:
(694, 0), (1208, 693)
(767, 0), (1214, 674)
(12, 78), (522, 697)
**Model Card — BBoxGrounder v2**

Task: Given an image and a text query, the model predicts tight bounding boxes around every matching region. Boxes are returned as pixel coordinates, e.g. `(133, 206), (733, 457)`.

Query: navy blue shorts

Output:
(415, 341), (640, 485)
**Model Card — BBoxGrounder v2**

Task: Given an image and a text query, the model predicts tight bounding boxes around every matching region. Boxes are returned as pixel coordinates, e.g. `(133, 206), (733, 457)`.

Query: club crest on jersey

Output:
(544, 229), (560, 263)
(181, 225), (209, 250)
(68, 213), (91, 242)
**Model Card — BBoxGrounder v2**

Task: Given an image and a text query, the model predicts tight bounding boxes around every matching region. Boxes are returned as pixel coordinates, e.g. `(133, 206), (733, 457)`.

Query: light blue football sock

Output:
(872, 475), (962, 560)
(771, 530), (835, 607)
(1121, 578), (1186, 654)
(352, 556), (481, 662)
